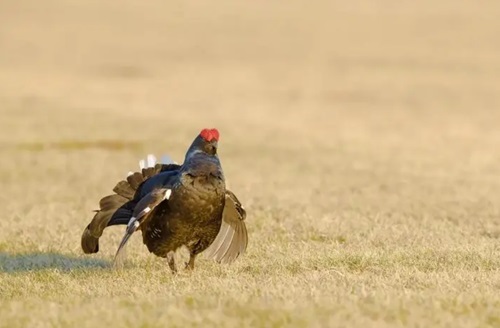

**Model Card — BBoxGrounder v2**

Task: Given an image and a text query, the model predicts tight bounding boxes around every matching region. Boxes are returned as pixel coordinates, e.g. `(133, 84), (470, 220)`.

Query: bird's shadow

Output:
(0, 252), (110, 273)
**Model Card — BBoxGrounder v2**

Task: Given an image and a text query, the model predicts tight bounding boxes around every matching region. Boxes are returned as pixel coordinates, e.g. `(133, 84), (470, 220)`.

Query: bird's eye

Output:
(206, 144), (216, 155)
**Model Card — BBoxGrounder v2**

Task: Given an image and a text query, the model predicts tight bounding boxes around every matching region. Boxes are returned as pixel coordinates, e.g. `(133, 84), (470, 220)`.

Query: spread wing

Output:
(114, 188), (172, 268)
(204, 190), (248, 264)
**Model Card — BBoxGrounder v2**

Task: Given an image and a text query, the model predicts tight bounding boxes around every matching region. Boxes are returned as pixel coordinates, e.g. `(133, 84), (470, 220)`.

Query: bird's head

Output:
(185, 128), (220, 161)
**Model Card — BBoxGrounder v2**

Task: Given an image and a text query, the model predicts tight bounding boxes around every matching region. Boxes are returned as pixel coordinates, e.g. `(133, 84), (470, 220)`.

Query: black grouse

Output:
(81, 128), (248, 272)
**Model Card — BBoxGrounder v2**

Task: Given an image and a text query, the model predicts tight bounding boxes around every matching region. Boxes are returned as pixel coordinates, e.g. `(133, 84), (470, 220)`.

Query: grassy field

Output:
(1, 1), (500, 327)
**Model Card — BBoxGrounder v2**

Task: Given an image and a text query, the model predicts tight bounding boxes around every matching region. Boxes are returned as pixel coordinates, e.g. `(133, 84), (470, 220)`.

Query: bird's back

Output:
(137, 169), (180, 199)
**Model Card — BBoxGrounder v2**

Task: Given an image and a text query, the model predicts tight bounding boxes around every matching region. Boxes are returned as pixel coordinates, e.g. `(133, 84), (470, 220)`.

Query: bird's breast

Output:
(168, 176), (225, 219)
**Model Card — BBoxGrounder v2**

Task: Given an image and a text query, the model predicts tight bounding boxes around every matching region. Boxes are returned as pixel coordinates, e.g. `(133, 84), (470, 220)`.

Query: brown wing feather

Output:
(82, 161), (178, 255)
(82, 209), (118, 253)
(112, 180), (136, 200)
(141, 167), (156, 179)
(99, 194), (129, 211)
(114, 188), (171, 268)
(204, 190), (248, 264)
(126, 172), (144, 190)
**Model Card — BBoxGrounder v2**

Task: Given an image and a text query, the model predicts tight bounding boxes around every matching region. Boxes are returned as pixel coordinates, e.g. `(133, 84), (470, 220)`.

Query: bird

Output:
(81, 128), (248, 273)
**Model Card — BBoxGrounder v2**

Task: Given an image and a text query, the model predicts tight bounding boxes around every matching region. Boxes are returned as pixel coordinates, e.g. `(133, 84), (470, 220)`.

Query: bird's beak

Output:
(210, 140), (218, 154)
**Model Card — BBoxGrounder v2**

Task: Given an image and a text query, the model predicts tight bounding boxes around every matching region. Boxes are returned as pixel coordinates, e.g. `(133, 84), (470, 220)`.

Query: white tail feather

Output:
(160, 155), (174, 164)
(147, 154), (156, 168)
(134, 153), (177, 174)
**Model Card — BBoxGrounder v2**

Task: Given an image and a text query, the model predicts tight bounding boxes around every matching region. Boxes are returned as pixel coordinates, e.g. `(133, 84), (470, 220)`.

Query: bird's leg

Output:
(185, 253), (196, 271)
(166, 251), (177, 274)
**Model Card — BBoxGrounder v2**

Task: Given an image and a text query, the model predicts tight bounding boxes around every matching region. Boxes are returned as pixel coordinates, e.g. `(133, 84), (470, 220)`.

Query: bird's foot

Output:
(167, 251), (177, 274)
(184, 262), (194, 270)
(185, 254), (196, 271)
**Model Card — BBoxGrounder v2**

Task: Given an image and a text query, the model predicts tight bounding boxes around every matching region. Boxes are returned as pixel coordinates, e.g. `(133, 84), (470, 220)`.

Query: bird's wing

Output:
(204, 190), (248, 264)
(114, 188), (172, 268)
(82, 154), (180, 255)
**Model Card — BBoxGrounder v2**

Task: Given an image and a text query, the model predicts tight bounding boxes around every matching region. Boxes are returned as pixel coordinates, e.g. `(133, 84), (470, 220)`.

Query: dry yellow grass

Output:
(1, 1), (500, 327)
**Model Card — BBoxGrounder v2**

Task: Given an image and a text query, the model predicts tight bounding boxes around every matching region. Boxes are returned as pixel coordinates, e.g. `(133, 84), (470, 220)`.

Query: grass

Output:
(1, 0), (500, 327)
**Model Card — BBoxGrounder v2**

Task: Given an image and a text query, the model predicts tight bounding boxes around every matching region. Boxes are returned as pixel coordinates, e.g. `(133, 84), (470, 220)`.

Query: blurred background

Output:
(2, 0), (499, 142)
(1, 0), (500, 250)
(1, 2), (500, 326)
